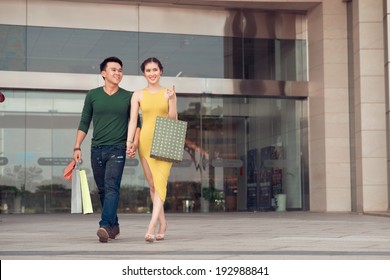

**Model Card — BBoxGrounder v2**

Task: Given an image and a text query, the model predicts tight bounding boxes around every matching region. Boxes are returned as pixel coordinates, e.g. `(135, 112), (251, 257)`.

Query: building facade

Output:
(0, 0), (389, 214)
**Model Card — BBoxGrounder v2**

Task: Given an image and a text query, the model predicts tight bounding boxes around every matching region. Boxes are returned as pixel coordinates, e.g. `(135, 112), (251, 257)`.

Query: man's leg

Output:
(91, 146), (111, 243)
(103, 145), (126, 239)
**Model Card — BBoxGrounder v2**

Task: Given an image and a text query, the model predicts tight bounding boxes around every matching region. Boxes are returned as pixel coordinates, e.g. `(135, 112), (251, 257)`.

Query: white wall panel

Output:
(0, 0), (27, 25)
(27, 0), (139, 31)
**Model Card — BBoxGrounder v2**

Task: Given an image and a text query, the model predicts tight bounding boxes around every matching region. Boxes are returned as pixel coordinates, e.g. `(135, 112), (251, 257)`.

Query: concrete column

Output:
(383, 0), (390, 212)
(308, 0), (351, 211)
(352, 0), (387, 212)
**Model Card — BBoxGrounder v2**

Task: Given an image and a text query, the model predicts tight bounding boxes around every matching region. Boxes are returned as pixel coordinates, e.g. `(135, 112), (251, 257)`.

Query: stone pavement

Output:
(1, 211), (390, 260)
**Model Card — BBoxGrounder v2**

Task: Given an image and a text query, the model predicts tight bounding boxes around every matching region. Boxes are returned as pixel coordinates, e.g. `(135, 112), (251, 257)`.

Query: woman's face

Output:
(143, 62), (162, 85)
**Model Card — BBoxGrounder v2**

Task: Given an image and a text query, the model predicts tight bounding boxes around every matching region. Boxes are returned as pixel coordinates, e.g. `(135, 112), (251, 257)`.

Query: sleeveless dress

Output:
(138, 88), (173, 202)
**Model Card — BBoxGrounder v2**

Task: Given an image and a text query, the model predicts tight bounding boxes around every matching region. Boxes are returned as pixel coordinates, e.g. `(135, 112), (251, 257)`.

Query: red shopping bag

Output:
(63, 159), (76, 180)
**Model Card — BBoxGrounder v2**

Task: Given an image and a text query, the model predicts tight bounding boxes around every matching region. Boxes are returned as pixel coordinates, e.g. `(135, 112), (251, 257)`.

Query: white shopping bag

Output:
(71, 168), (82, 214)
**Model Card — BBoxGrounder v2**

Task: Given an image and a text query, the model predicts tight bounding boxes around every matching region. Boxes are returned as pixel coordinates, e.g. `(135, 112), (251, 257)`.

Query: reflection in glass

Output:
(0, 25), (27, 71)
(0, 24), (307, 81)
(0, 91), (305, 213)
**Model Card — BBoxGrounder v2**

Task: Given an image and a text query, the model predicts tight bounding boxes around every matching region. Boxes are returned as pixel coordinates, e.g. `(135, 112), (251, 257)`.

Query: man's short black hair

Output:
(100, 56), (123, 72)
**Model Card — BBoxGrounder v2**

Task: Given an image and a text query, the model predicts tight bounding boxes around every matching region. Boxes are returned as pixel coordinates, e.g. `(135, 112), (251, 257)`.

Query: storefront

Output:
(0, 89), (307, 214)
(1, 0), (311, 214)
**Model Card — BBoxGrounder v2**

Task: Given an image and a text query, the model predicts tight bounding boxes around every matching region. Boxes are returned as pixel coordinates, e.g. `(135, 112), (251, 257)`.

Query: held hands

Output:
(126, 142), (137, 158)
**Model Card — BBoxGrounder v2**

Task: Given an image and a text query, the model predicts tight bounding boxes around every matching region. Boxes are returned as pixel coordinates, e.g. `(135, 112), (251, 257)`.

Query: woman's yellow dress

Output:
(138, 88), (173, 202)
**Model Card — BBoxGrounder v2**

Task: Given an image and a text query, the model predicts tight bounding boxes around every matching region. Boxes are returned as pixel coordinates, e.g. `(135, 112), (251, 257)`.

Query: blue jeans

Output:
(91, 145), (126, 229)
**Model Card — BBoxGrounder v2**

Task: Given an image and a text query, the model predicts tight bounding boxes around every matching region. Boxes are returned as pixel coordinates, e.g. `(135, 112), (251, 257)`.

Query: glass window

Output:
(174, 96), (305, 212)
(0, 24), (307, 81)
(0, 90), (87, 213)
(26, 26), (140, 75)
(0, 90), (306, 214)
(0, 25), (26, 71)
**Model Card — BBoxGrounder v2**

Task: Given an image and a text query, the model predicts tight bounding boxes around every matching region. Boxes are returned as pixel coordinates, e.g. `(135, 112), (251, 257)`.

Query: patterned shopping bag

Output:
(150, 116), (187, 162)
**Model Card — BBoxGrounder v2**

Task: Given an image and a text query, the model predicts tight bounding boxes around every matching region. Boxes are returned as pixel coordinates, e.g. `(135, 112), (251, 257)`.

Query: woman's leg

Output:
(140, 158), (167, 239)
(147, 191), (164, 234)
(156, 206), (167, 240)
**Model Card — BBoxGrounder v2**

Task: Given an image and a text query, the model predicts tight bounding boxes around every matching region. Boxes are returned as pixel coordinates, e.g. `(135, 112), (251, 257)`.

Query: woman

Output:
(126, 57), (177, 242)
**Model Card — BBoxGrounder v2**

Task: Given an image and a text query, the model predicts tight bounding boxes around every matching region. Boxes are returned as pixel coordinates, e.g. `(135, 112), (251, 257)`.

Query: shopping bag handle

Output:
(75, 159), (83, 169)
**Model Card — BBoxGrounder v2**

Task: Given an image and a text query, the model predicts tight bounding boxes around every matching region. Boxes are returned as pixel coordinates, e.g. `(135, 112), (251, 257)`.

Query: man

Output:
(73, 56), (140, 243)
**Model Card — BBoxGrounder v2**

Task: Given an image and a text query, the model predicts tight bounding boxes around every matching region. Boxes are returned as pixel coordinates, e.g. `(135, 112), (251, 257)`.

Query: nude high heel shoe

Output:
(145, 224), (156, 243)
(144, 233), (155, 243)
(156, 223), (167, 241)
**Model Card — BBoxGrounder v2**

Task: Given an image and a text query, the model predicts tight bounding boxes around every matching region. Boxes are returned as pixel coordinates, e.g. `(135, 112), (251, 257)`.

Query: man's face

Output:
(101, 62), (123, 85)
